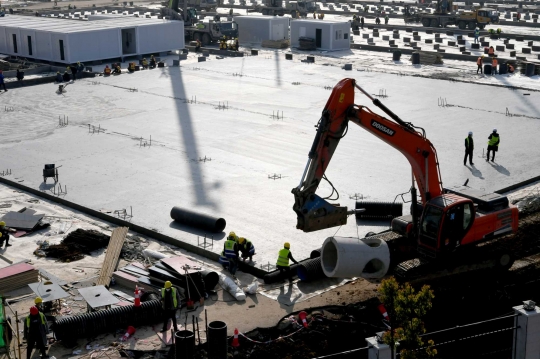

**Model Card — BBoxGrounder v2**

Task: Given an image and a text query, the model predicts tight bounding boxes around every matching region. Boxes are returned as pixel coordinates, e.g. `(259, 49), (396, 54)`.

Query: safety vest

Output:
(488, 135), (499, 146)
(465, 136), (472, 149)
(26, 312), (46, 328)
(276, 248), (290, 267)
(477, 57), (482, 65)
(474, 29), (480, 36)
(218, 251), (229, 264)
(161, 287), (178, 308)
(224, 240), (237, 258)
(492, 59), (498, 67)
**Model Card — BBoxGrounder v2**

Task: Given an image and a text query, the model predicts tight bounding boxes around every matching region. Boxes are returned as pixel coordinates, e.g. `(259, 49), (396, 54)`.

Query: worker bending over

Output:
(237, 237), (255, 262)
(24, 306), (49, 359)
(103, 65), (111, 76)
(276, 242), (298, 284)
(0, 221), (11, 248)
(224, 232), (240, 278)
(160, 281), (180, 333)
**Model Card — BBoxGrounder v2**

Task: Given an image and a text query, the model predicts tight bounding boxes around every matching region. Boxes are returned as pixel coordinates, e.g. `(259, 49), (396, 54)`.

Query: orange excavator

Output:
(292, 78), (518, 265)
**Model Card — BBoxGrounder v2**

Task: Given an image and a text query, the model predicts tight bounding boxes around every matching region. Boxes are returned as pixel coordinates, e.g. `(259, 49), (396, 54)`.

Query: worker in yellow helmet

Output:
(160, 281), (179, 333)
(276, 242), (298, 284)
(237, 237), (255, 263)
(34, 297), (43, 312)
(0, 221), (11, 248)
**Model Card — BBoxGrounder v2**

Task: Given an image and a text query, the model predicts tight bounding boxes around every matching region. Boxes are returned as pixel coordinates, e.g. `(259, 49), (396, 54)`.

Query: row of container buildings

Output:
(0, 14), (349, 64)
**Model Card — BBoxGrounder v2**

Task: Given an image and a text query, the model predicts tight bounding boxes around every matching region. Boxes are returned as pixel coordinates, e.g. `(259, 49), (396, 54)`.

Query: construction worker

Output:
(113, 65), (122, 75)
(296, 10), (299, 19)
(474, 27), (480, 44)
(160, 281), (179, 333)
(320, 12), (324, 19)
(276, 242), (298, 284)
(142, 58), (149, 69)
(375, 16), (380, 25)
(128, 62), (136, 73)
(195, 39), (201, 52)
(313, 11), (316, 19)
(0, 221), (10, 247)
(488, 46), (495, 56)
(24, 306), (49, 359)
(508, 63), (515, 73)
(150, 55), (157, 69)
(218, 250), (229, 269)
(476, 55), (484, 74)
(237, 237), (255, 262)
(220, 36), (227, 50)
(0, 70), (7, 92)
(34, 297), (43, 312)
(486, 129), (500, 162)
(76, 61), (85, 77)
(464, 131), (474, 166)
(384, 14), (389, 24)
(62, 70), (70, 82)
(234, 37), (239, 51)
(55, 71), (63, 82)
(360, 16), (364, 29)
(492, 57), (498, 75)
(224, 233), (239, 278)
(69, 64), (78, 81)
(103, 65), (111, 76)
(496, 28), (502, 34)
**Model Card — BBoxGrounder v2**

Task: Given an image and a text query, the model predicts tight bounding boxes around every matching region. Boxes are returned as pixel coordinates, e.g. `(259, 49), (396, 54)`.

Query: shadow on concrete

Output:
(168, 220), (226, 241)
(489, 162), (511, 176)
(274, 50), (282, 87)
(39, 182), (56, 191)
(466, 164), (484, 179)
(168, 66), (219, 209)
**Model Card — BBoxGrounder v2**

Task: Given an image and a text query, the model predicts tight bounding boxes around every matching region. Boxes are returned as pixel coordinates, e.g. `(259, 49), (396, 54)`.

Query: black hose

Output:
(170, 206), (226, 233)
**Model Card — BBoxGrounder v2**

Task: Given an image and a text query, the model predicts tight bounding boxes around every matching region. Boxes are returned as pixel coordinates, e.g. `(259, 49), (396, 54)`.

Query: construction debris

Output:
(261, 39), (289, 49)
(0, 262), (39, 293)
(120, 236), (149, 262)
(35, 228), (111, 262)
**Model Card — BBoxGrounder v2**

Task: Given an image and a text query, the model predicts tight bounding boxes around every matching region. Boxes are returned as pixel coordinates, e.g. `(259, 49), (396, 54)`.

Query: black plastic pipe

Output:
(53, 299), (163, 342)
(170, 206), (226, 233)
(207, 321), (227, 359)
(297, 257), (326, 282)
(175, 330), (195, 359)
(263, 263), (300, 284)
(201, 270), (219, 292)
(310, 248), (322, 259)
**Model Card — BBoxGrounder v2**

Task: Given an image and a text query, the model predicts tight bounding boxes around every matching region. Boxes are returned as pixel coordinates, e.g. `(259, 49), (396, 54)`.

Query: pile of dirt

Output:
(35, 229), (110, 262)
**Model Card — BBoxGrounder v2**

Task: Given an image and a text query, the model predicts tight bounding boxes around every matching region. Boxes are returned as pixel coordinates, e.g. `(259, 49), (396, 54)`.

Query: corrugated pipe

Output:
(54, 299), (163, 342)
(297, 257), (327, 282)
(170, 206), (226, 233)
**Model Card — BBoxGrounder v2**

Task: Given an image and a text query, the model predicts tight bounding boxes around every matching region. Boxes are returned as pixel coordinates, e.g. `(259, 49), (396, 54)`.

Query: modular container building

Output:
(0, 15), (184, 64)
(290, 19), (350, 51)
(233, 15), (289, 45)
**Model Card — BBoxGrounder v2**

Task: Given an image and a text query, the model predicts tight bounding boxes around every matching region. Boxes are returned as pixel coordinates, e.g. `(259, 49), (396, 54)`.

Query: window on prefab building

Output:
(335, 30), (342, 40)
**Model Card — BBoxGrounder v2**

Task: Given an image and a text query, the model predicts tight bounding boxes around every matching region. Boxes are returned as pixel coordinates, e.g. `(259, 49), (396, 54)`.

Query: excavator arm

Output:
(292, 78), (444, 232)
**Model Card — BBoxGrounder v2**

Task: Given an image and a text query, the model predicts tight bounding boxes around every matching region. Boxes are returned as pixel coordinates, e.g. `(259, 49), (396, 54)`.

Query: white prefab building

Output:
(290, 19), (350, 51)
(0, 15), (184, 64)
(233, 15), (289, 45)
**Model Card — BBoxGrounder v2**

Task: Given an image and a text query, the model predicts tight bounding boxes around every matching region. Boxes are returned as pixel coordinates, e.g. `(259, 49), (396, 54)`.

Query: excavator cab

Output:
(417, 197), (475, 258)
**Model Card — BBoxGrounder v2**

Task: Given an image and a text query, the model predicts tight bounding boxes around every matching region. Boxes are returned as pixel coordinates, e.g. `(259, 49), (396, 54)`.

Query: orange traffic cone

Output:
(298, 311), (308, 328)
(378, 304), (390, 321)
(134, 285), (141, 307)
(231, 328), (240, 347)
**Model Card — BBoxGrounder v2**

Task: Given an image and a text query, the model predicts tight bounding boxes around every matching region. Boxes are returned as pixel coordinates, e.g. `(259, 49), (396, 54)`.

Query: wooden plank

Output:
(96, 227), (129, 287)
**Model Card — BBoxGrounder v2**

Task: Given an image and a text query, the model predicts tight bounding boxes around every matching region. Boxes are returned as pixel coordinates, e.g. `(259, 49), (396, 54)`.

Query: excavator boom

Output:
(292, 78), (443, 232)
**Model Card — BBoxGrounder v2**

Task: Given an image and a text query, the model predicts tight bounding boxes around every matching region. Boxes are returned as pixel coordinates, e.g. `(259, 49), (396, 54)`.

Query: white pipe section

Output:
(218, 274), (246, 301)
(142, 249), (170, 260)
(321, 236), (391, 279)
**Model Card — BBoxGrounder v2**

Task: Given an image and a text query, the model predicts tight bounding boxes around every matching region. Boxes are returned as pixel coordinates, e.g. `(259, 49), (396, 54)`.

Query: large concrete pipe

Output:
(170, 206), (226, 233)
(321, 236), (390, 279)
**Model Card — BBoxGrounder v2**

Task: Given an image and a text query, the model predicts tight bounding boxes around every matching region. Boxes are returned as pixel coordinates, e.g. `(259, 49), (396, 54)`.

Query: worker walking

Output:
(486, 129), (500, 162)
(375, 16), (380, 25)
(160, 281), (179, 333)
(276, 242), (298, 284)
(464, 131), (474, 166)
(224, 232), (239, 278)
(474, 27), (480, 44)
(384, 15), (389, 24)
(237, 237), (255, 262)
(492, 57), (498, 75)
(0, 70), (7, 92)
(476, 55), (484, 74)
(360, 16), (364, 29)
(0, 221), (11, 247)
(24, 306), (49, 359)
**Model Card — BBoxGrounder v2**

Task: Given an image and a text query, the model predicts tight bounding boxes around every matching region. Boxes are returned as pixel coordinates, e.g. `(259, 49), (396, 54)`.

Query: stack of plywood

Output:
(0, 263), (39, 293)
(96, 227), (129, 287)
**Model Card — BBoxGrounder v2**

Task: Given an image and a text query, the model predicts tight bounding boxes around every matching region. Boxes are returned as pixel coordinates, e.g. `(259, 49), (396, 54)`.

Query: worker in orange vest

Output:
(476, 55), (484, 74)
(492, 57), (498, 75)
(508, 63), (515, 73)
(488, 46), (495, 56)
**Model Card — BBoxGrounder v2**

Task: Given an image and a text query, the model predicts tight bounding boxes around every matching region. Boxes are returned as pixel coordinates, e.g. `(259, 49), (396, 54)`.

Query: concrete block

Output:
(406, 27), (412, 32)
(435, 33), (441, 38)
(383, 35), (390, 41)
(425, 39), (433, 44)
(426, 29), (433, 34)
(413, 31), (418, 36)
(459, 46), (466, 52)
(197, 56), (206, 62)
(496, 45), (505, 51)
(516, 56), (527, 61)
(179, 54), (188, 60)
(251, 49), (258, 55)
(404, 37), (411, 43)
(457, 35), (463, 40)
(353, 30), (360, 35)
(182, 49), (189, 54)
(202, 50), (210, 57)
(480, 37), (485, 42)
(363, 33), (370, 39)
(414, 35), (421, 41)
(393, 33), (400, 39)
(172, 60), (179, 66)
(389, 40), (395, 45)
(504, 39), (510, 44)
(448, 41), (456, 46)
(390, 44), (398, 48)
(368, 25), (374, 29)
(506, 43), (515, 49)
(517, 36), (524, 41)
(510, 50), (516, 57)
(306, 56), (315, 63)
(413, 46), (422, 50)
(538, 54), (540, 60)
(462, 51), (471, 55)
(367, 38), (374, 43)
(468, 32), (474, 38)
(458, 39), (465, 45)
(527, 41), (534, 46)
(533, 46), (540, 52)
(285, 53), (293, 60)
(481, 41), (490, 47)
(523, 48), (531, 54)
(437, 49), (446, 53)
(343, 63), (352, 70)
(434, 44), (440, 50)
(446, 31), (454, 36)
(373, 33), (379, 37)
(435, 38), (443, 43)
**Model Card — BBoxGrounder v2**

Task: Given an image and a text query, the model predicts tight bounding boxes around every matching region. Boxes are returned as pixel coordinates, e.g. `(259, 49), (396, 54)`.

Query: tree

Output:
(378, 277), (437, 359)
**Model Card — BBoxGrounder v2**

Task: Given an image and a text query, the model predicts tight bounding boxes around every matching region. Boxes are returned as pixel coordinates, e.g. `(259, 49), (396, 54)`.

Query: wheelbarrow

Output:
(43, 164), (61, 183)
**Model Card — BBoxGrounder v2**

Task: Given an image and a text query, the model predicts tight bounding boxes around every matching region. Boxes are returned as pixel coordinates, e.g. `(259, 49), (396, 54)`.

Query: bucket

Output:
(174, 330), (195, 359)
(411, 52), (420, 65)
(207, 321), (227, 359)
(392, 50), (401, 61)
(484, 64), (492, 75)
(499, 63), (508, 74)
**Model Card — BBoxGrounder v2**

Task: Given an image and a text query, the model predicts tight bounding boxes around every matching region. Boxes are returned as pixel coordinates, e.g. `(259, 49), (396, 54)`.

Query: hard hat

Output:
(229, 231), (236, 238)
(493, 128), (497, 132)
(284, 242), (290, 249)
(164, 281), (172, 289)
(0, 221), (5, 226)
(77, 61), (80, 64)
(35, 297), (43, 304)
(30, 306), (39, 315)
(238, 237), (245, 244)
(481, 55), (485, 58)
(468, 131), (473, 135)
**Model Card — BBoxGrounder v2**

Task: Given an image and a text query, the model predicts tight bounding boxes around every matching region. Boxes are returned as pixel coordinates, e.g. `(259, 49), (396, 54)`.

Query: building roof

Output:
(0, 14), (176, 33)
(291, 19), (349, 24)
